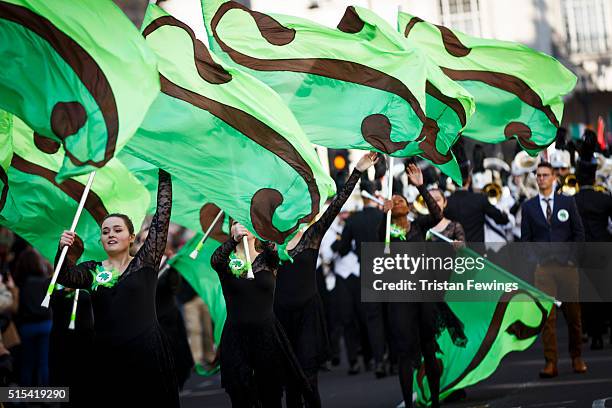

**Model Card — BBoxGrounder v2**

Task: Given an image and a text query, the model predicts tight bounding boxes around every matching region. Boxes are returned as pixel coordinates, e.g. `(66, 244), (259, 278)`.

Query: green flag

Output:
(125, 4), (335, 258)
(398, 12), (577, 155)
(168, 206), (229, 345)
(0, 111), (19, 224)
(0, 0), (160, 181)
(414, 246), (554, 405)
(117, 151), (208, 232)
(202, 1), (474, 182)
(0, 114), (150, 264)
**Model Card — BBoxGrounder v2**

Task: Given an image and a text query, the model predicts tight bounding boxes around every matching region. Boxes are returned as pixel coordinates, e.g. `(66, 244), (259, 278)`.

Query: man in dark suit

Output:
(332, 180), (386, 378)
(521, 162), (586, 378)
(445, 171), (509, 242)
(574, 156), (612, 350)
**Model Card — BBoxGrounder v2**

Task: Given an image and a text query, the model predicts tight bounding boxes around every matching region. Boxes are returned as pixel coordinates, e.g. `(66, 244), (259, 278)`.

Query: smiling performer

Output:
(275, 152), (378, 408)
(56, 169), (178, 407)
(379, 162), (466, 408)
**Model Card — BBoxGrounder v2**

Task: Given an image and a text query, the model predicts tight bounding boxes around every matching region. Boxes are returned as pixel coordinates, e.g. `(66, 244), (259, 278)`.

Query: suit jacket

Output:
(521, 193), (585, 242)
(333, 206), (384, 263)
(574, 188), (612, 242)
(445, 190), (509, 242)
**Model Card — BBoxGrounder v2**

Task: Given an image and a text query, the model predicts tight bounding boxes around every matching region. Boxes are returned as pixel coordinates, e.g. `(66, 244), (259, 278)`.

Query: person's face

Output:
(391, 195), (410, 216)
(536, 167), (554, 191)
(429, 189), (446, 211)
(101, 217), (134, 255)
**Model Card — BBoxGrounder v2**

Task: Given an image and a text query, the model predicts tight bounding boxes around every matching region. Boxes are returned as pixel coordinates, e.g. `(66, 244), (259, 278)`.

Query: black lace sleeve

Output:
(261, 242), (280, 272)
(299, 168), (362, 252)
(55, 249), (96, 290)
(132, 169), (172, 271)
(211, 238), (239, 279)
(415, 185), (443, 231)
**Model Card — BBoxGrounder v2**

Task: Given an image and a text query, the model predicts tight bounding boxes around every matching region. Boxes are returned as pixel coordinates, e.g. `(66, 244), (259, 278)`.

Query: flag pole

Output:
(68, 289), (80, 330)
(384, 156), (394, 254)
(243, 236), (254, 279)
(190, 209), (224, 259)
(41, 171), (97, 308)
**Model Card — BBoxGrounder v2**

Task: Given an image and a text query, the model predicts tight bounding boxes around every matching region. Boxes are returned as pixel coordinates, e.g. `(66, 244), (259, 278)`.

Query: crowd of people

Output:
(0, 130), (611, 407)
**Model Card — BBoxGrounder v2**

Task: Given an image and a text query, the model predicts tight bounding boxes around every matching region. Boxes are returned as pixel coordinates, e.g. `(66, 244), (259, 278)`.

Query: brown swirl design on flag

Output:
(11, 154), (109, 225)
(210, 2), (449, 159)
(0, 2), (119, 167)
(199, 203), (229, 242)
(403, 17), (559, 151)
(143, 15), (321, 243)
(416, 289), (548, 399)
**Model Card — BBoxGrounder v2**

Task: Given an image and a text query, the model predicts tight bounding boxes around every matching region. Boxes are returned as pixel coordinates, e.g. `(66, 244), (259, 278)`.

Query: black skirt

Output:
(388, 302), (466, 366)
(89, 325), (179, 407)
(220, 315), (312, 400)
(274, 293), (331, 375)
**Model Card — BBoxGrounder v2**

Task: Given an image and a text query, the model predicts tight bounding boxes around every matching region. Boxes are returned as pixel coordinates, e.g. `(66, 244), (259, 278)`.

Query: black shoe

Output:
(331, 356), (341, 367)
(375, 362), (386, 379)
(348, 361), (361, 375)
(591, 336), (604, 350)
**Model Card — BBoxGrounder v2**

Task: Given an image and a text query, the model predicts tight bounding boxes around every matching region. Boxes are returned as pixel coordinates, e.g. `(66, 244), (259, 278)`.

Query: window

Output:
(563, 0), (610, 54)
(439, 0), (482, 36)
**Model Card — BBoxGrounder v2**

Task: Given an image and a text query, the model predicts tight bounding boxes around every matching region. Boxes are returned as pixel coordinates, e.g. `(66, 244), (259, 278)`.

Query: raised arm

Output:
(132, 169), (172, 271)
(304, 168), (362, 249)
(415, 185), (443, 231)
(211, 238), (239, 278)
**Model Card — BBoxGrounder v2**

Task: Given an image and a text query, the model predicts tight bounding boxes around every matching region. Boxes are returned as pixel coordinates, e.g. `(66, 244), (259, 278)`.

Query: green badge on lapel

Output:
(557, 209), (569, 222)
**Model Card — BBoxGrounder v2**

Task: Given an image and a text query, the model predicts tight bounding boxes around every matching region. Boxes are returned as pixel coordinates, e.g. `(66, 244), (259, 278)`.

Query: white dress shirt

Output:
(538, 190), (555, 221)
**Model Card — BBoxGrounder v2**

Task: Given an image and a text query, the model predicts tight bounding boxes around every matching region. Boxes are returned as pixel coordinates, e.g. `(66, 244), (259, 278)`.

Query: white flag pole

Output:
(243, 236), (254, 280)
(68, 289), (80, 330)
(41, 171), (97, 308)
(190, 209), (224, 260)
(384, 156), (394, 254)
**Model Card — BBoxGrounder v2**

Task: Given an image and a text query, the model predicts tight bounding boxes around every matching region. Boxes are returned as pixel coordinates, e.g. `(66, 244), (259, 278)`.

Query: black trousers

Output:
(336, 275), (385, 365)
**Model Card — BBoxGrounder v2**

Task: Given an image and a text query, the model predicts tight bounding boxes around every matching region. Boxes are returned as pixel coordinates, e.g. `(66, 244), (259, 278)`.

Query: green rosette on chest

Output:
(390, 223), (407, 240)
(90, 264), (120, 291)
(228, 252), (250, 278)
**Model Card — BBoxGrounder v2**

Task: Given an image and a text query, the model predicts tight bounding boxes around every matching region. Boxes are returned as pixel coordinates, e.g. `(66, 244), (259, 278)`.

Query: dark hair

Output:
(14, 248), (46, 287)
(102, 213), (135, 235)
(537, 162), (554, 172)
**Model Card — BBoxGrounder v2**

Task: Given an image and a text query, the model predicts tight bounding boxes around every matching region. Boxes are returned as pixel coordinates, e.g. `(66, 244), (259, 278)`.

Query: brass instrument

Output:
(560, 174), (579, 196)
(483, 182), (503, 205)
(413, 194), (429, 215)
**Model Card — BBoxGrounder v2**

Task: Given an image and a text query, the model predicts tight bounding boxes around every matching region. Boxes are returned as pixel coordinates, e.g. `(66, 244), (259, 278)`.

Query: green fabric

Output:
(117, 151), (207, 232)
(414, 246), (554, 405)
(125, 5), (335, 258)
(0, 0), (159, 181)
(398, 12), (576, 155)
(168, 232), (226, 345)
(202, 1), (474, 183)
(0, 114), (149, 264)
(0, 111), (19, 224)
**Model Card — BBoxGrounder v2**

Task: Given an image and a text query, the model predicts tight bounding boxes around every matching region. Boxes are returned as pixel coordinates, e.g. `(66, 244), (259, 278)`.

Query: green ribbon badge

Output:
(90, 264), (120, 291)
(229, 252), (250, 278)
(390, 223), (407, 241)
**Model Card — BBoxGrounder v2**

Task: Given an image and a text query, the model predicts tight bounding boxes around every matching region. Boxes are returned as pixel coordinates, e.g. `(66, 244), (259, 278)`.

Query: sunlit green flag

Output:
(0, 0), (160, 181)
(124, 4), (335, 258)
(414, 246), (554, 405)
(202, 0), (475, 183)
(398, 12), (576, 155)
(0, 111), (19, 224)
(0, 114), (149, 264)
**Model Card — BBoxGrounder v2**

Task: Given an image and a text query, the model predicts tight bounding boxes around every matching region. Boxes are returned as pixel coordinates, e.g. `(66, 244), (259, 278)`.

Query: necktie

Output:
(544, 198), (552, 224)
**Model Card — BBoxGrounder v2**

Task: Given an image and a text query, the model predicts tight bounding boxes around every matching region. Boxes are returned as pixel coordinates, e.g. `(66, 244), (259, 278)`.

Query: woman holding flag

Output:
(211, 220), (313, 407)
(275, 151), (379, 408)
(379, 162), (466, 408)
(56, 169), (178, 407)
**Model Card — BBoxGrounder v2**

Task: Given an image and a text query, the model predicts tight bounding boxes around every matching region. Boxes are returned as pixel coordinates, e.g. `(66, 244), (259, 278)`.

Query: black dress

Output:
(274, 168), (362, 407)
(56, 170), (179, 407)
(211, 238), (312, 407)
(378, 186), (466, 365)
(156, 266), (194, 389)
(49, 288), (94, 408)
